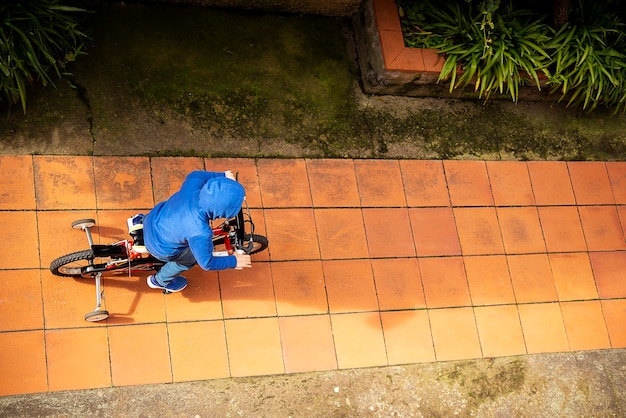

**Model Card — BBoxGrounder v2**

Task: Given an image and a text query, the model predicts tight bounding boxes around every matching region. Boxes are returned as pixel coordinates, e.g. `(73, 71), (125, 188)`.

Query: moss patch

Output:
(438, 358), (527, 408)
(69, 3), (365, 155)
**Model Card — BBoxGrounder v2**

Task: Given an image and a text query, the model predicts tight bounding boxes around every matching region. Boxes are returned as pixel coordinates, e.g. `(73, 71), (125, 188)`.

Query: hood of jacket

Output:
(198, 177), (245, 220)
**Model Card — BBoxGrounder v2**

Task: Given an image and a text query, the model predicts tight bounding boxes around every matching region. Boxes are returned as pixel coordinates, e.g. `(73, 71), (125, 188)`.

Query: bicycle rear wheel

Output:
(50, 250), (97, 277)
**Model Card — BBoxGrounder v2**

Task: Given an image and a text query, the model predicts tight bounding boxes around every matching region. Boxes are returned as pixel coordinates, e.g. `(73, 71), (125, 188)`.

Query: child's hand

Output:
(224, 170), (236, 181)
(234, 252), (252, 270)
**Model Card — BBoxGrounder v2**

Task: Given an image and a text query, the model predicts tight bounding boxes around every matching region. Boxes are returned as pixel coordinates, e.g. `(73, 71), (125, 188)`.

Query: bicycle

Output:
(49, 195), (268, 322)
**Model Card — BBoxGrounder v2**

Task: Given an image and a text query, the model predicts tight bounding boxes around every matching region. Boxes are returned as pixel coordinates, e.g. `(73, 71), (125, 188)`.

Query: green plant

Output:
(545, 1), (626, 111)
(399, 0), (553, 103)
(0, 1), (88, 113)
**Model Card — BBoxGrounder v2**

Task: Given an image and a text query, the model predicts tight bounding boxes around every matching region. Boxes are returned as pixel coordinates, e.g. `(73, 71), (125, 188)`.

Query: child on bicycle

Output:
(143, 170), (252, 292)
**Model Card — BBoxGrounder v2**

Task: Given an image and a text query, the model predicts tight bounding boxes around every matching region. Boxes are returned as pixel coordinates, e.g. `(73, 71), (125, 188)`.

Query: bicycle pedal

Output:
(162, 289), (172, 295)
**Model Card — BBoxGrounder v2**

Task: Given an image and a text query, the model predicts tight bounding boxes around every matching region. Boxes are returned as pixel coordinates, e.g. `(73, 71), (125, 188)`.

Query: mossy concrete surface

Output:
(1, 350), (625, 416)
(2, 3), (626, 160)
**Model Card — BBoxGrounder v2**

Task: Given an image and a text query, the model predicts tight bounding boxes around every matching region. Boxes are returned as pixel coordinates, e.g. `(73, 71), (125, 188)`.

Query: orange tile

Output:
(374, 0), (401, 32)
(323, 259), (378, 313)
(271, 261), (328, 316)
(486, 161), (535, 206)
(568, 162), (614, 205)
(409, 208), (461, 256)
(560, 301), (611, 351)
(204, 157), (262, 208)
(578, 206), (626, 251)
(400, 160), (450, 207)
(264, 208), (320, 261)
(306, 159), (360, 207)
(371, 258), (425, 310)
(464, 255), (516, 305)
(474, 305), (526, 357)
(355, 160), (406, 207)
(314, 208), (368, 259)
(378, 30), (406, 68)
(41, 270), (107, 329)
(421, 48), (445, 72)
(362, 208), (416, 258)
(497, 207), (546, 254)
(225, 317), (284, 377)
(381, 310), (436, 364)
(618, 206), (626, 239)
(219, 263), (276, 319)
(601, 299), (626, 348)
(429, 307), (482, 361)
(549, 253), (598, 301)
(0, 270), (43, 331)
(444, 160), (493, 207)
(279, 315), (337, 373)
(38, 210), (99, 268)
(150, 157), (205, 204)
(589, 252), (626, 299)
(392, 48), (426, 72)
(527, 161), (575, 205)
(45, 328), (111, 391)
(606, 162), (626, 204)
(95, 209), (142, 243)
(537, 206), (587, 252)
(518, 303), (569, 354)
(0, 155), (35, 209)
(164, 269), (223, 322)
(34, 156), (96, 209)
(0, 331), (47, 395)
(419, 257), (471, 308)
(104, 274), (167, 325)
(257, 159), (311, 207)
(94, 157), (154, 210)
(0, 211), (40, 269)
(168, 321), (230, 382)
(454, 207), (505, 255)
(331, 312), (387, 369)
(507, 254), (558, 303)
(109, 323), (172, 386)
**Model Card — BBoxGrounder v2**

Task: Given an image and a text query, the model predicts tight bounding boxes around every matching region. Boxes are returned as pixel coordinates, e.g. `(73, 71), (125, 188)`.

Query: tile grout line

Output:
(31, 155), (53, 391)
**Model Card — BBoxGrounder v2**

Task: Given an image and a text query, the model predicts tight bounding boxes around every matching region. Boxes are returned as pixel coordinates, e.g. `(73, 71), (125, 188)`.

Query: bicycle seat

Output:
(127, 214), (148, 254)
(130, 228), (148, 253)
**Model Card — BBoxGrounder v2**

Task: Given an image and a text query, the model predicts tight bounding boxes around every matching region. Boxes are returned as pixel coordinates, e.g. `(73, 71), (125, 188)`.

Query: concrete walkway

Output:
(1, 155), (626, 414)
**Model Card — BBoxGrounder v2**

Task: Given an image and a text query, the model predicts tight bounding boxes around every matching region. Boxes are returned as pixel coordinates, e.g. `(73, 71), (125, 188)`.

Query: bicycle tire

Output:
(49, 249), (96, 277)
(243, 234), (269, 255)
(85, 310), (110, 322)
(71, 218), (96, 230)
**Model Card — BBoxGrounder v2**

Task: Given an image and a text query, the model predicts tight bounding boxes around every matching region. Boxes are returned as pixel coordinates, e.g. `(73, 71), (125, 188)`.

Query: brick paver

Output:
(1, 155), (626, 395)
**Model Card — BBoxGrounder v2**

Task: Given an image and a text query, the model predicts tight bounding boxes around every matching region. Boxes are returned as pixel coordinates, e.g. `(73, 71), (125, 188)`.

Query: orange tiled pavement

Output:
(2, 155), (626, 395)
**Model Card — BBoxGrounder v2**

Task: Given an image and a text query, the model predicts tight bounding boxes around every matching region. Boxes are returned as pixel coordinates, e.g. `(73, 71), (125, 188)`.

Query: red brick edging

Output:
(373, 0), (443, 73)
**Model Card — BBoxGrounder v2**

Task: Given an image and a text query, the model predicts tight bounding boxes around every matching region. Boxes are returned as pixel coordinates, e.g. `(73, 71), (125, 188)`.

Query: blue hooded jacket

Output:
(143, 171), (245, 271)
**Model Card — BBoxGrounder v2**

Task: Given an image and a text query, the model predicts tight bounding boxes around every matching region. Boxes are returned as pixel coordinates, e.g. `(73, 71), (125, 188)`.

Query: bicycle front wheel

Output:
(50, 250), (96, 277)
(243, 234), (269, 255)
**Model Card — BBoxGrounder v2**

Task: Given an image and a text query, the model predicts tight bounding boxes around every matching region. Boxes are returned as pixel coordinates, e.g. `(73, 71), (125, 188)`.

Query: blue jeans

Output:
(154, 247), (197, 285)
